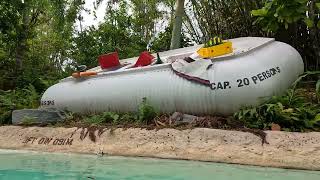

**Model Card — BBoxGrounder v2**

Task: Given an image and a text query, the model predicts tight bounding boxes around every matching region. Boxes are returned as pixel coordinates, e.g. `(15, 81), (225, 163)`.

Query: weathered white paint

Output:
(41, 37), (304, 115)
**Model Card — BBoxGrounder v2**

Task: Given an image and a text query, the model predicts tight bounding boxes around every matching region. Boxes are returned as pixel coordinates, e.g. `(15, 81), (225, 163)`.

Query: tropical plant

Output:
(102, 112), (120, 124)
(82, 98), (157, 125)
(234, 71), (320, 131)
(138, 97), (158, 124)
(0, 84), (39, 125)
(234, 91), (320, 131)
(251, 0), (320, 70)
(84, 114), (106, 125)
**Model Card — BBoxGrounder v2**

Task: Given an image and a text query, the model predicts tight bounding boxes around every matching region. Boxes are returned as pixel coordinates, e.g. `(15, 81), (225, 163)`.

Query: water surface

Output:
(0, 150), (319, 180)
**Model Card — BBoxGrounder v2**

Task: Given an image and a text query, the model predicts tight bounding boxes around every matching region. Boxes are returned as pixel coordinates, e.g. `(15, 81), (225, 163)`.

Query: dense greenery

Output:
(0, 0), (320, 132)
(252, 0), (320, 71)
(82, 98), (157, 125)
(0, 84), (39, 124)
(235, 72), (320, 131)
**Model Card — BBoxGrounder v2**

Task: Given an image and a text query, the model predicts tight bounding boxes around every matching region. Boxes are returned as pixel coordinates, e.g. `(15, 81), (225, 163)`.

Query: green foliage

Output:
(138, 97), (157, 124)
(0, 84), (39, 125)
(234, 71), (320, 131)
(102, 112), (120, 124)
(251, 0), (320, 71)
(71, 24), (147, 68)
(83, 98), (157, 125)
(84, 112), (121, 125)
(316, 80), (320, 101)
(0, 0), (83, 91)
(234, 91), (320, 131)
(0, 111), (11, 125)
(84, 115), (106, 125)
(119, 113), (139, 124)
(130, 0), (163, 43)
(151, 26), (193, 52)
(150, 27), (173, 52)
(251, 0), (308, 32)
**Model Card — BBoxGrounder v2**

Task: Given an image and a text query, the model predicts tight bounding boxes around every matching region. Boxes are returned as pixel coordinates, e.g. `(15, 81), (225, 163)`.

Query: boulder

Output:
(170, 112), (198, 125)
(12, 109), (65, 125)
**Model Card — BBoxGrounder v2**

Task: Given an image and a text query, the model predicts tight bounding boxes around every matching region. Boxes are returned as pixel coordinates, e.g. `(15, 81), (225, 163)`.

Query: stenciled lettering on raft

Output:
(22, 137), (73, 145)
(40, 100), (54, 106)
(210, 66), (281, 90)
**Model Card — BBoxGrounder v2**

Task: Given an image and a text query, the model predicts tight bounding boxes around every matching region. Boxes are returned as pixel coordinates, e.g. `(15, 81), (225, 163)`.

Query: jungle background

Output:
(1, 0), (320, 130)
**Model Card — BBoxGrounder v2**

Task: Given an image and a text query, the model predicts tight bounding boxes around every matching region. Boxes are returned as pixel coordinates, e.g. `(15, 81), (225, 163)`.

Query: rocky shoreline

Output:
(0, 126), (319, 170)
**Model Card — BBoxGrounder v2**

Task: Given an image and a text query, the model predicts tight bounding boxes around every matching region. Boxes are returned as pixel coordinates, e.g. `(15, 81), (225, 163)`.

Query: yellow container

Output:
(197, 41), (233, 58)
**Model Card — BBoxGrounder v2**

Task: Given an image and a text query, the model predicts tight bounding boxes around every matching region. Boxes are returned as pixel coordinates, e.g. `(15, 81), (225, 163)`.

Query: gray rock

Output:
(12, 109), (65, 125)
(171, 112), (198, 125)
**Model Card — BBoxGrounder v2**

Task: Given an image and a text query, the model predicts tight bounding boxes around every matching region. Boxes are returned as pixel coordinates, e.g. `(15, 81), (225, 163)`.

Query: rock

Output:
(12, 109), (65, 125)
(171, 112), (197, 125)
(170, 112), (183, 122)
(271, 123), (281, 131)
(182, 114), (198, 123)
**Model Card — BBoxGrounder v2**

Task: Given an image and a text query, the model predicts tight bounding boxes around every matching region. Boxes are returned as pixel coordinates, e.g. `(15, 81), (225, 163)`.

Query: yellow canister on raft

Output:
(197, 41), (233, 58)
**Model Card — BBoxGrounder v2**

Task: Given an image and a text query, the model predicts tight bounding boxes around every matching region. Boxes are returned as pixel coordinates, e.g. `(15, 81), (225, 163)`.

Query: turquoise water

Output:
(0, 150), (319, 180)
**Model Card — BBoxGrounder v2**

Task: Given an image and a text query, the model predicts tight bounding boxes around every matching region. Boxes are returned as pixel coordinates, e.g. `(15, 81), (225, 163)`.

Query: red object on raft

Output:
(134, 51), (155, 67)
(98, 52), (120, 69)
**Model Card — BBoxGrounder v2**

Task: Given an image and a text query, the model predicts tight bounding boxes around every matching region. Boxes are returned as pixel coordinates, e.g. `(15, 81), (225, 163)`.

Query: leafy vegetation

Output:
(235, 89), (320, 131)
(251, 0), (320, 71)
(83, 113), (133, 126)
(235, 71), (320, 132)
(80, 98), (157, 126)
(138, 97), (158, 124)
(0, 84), (39, 124)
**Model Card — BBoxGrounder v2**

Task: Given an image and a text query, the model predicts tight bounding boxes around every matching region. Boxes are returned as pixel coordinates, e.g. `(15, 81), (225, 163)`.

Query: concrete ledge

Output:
(0, 126), (319, 170)
(11, 109), (65, 125)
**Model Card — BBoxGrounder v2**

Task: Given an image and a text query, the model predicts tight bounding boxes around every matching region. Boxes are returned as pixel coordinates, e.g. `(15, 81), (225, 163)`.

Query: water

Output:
(0, 150), (319, 180)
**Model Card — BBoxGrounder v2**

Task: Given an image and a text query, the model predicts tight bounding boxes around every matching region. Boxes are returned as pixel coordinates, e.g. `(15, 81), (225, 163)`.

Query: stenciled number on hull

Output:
(237, 78), (250, 87)
(41, 100), (55, 106)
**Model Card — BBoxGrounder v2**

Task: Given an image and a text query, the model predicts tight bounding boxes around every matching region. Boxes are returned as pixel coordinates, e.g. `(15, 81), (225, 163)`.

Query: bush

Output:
(0, 84), (39, 125)
(83, 112), (137, 125)
(84, 115), (106, 125)
(137, 97), (157, 124)
(82, 98), (157, 125)
(234, 90), (320, 131)
(234, 71), (320, 132)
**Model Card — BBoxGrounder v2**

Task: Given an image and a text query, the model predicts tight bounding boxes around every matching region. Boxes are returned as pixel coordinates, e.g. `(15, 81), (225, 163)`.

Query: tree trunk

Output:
(15, 1), (30, 71)
(170, 0), (185, 50)
(308, 0), (320, 70)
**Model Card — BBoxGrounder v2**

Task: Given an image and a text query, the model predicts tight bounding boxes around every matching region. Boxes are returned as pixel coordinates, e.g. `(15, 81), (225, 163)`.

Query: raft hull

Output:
(41, 38), (304, 115)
